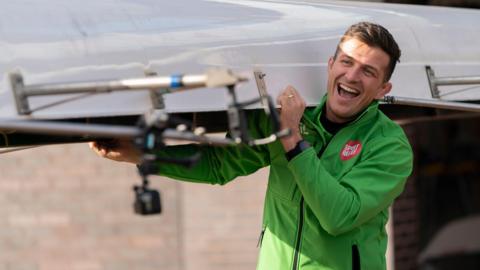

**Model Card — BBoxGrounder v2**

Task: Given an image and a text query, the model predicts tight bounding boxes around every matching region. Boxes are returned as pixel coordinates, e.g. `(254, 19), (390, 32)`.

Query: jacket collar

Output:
(303, 94), (379, 136)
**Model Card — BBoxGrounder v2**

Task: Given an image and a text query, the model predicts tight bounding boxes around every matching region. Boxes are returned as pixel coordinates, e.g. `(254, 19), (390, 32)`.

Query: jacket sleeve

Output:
(153, 110), (272, 185)
(288, 136), (413, 236)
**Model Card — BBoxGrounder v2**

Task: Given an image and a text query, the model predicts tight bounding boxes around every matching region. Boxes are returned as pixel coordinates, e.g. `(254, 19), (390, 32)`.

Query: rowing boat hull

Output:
(0, 0), (479, 120)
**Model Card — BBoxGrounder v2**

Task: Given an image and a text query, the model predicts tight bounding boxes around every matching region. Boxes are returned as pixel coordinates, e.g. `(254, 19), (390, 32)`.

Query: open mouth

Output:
(337, 83), (360, 99)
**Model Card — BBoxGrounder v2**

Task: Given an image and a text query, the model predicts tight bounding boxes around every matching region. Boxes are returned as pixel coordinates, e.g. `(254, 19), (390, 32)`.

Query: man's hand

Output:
(277, 85), (306, 152)
(89, 139), (141, 165)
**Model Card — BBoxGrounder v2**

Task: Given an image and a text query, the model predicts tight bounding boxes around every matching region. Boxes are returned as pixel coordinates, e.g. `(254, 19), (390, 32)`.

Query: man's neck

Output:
(320, 107), (349, 135)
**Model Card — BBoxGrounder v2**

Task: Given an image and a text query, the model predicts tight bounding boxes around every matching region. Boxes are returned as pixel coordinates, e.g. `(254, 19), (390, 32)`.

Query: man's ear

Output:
(328, 57), (334, 71)
(375, 82), (392, 99)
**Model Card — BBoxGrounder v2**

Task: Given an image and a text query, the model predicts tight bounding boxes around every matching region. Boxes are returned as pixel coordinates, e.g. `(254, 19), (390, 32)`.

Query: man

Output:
(91, 22), (413, 269)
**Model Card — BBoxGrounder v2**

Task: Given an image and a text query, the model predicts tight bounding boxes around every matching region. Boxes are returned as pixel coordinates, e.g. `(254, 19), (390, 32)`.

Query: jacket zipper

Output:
(257, 225), (266, 248)
(352, 244), (361, 270)
(292, 197), (304, 270)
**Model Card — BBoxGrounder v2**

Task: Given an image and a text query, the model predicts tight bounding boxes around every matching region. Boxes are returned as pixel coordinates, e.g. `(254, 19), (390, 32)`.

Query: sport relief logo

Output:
(340, 140), (362, 161)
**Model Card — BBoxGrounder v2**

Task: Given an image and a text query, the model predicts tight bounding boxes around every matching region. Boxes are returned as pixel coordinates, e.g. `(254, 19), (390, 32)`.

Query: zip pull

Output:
(257, 226), (266, 248)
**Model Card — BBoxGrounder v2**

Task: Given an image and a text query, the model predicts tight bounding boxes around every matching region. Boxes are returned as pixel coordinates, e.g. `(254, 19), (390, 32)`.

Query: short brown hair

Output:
(334, 22), (401, 82)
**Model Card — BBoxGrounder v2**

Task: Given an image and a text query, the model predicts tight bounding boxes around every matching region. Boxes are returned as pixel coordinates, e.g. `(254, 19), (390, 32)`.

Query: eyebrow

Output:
(341, 54), (380, 76)
(337, 45), (384, 76)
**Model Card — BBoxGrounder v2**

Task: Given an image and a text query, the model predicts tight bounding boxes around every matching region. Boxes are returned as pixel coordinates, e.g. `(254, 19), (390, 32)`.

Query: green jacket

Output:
(156, 96), (413, 270)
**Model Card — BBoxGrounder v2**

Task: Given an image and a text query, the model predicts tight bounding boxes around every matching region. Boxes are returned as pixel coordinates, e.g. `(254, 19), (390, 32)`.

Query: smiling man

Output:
(327, 38), (393, 123)
(91, 22), (413, 270)
(274, 22), (412, 269)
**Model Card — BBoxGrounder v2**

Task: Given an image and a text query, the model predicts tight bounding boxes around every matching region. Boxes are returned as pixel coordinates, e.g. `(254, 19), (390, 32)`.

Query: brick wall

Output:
(0, 143), (266, 270)
(391, 126), (421, 270)
(392, 174), (420, 270)
(392, 117), (480, 270)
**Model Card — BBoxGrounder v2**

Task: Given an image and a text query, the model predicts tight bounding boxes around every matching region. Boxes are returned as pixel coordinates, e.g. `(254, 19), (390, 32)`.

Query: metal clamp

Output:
(426, 65), (480, 99)
(381, 66), (480, 113)
(9, 68), (247, 115)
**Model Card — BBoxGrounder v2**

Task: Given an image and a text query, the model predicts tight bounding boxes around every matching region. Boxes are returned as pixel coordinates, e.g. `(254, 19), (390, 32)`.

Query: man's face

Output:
(326, 37), (392, 123)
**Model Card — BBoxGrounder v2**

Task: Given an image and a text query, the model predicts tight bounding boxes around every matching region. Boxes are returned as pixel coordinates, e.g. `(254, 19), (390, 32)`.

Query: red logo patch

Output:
(340, 140), (362, 161)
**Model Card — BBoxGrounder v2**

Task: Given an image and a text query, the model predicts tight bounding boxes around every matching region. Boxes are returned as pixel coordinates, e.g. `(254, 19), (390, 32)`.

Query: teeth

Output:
(339, 84), (359, 94)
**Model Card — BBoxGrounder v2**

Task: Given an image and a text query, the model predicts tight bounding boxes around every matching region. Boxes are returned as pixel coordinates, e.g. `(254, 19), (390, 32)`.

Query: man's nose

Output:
(344, 66), (361, 82)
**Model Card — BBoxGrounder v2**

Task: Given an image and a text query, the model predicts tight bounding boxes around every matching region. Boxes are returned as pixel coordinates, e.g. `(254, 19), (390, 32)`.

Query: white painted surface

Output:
(0, 0), (479, 119)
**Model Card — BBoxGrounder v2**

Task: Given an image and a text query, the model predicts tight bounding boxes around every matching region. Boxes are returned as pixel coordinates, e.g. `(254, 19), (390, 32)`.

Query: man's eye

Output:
(341, 59), (352, 65)
(364, 69), (375, 77)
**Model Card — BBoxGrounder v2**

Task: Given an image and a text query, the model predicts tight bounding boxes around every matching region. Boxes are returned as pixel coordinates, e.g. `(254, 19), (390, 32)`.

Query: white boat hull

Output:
(0, 0), (479, 120)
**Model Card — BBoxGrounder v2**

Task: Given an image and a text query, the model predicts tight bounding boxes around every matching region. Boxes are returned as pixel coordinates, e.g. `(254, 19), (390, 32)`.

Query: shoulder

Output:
(363, 111), (412, 156)
(376, 112), (409, 142)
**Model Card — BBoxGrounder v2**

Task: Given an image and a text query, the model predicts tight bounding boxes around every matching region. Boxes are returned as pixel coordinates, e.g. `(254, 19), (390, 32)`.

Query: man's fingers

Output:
(89, 141), (111, 158)
(88, 141), (99, 150)
(89, 139), (141, 164)
(278, 85), (303, 102)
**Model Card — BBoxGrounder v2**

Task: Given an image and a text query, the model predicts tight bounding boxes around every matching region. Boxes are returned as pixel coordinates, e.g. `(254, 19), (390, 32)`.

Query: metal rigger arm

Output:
(6, 68), (290, 215)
